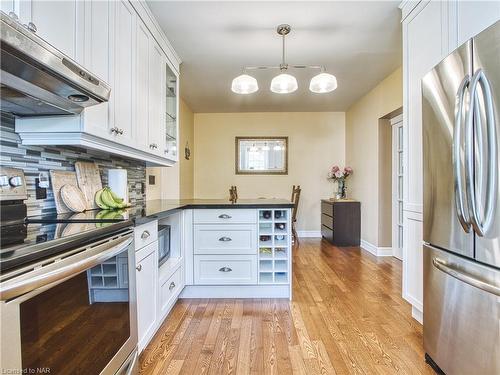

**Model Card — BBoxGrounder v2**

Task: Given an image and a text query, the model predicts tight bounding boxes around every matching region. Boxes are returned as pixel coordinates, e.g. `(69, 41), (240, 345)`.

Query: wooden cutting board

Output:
(60, 184), (87, 213)
(75, 161), (102, 209)
(50, 170), (78, 214)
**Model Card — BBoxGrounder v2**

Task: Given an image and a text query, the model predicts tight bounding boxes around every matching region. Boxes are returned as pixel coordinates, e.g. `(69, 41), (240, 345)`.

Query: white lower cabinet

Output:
(194, 255), (257, 285)
(194, 224), (257, 255)
(159, 266), (183, 318)
(136, 241), (158, 352)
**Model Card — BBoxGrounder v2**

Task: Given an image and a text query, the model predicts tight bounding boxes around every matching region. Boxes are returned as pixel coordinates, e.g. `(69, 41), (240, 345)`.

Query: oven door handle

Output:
(0, 235), (133, 301)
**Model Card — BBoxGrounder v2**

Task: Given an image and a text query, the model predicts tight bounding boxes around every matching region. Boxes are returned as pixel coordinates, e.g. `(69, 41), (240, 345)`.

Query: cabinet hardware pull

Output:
(219, 267), (232, 272)
(118, 128), (124, 135)
(136, 265), (142, 271)
(218, 214), (232, 219)
(141, 230), (150, 239)
(219, 237), (232, 242)
(111, 126), (120, 134)
(27, 22), (37, 33)
(169, 282), (176, 290)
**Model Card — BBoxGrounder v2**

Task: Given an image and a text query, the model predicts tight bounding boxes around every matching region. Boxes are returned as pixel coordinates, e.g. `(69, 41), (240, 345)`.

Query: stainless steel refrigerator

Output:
(422, 20), (499, 375)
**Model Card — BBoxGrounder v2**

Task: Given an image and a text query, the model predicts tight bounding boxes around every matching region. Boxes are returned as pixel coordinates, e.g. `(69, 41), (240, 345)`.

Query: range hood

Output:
(0, 12), (110, 117)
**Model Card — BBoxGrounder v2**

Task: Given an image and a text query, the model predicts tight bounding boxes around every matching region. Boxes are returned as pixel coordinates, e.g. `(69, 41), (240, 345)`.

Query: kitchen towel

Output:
(108, 169), (128, 202)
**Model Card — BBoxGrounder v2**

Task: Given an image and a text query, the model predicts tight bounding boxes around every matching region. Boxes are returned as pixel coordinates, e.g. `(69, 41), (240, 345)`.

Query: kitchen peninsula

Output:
(129, 198), (294, 350)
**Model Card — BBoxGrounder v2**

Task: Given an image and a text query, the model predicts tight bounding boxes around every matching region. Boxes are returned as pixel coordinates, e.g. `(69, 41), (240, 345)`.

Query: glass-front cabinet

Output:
(164, 61), (179, 161)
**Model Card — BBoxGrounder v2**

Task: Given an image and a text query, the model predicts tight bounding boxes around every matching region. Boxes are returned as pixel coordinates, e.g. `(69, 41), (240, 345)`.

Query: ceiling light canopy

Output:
(231, 24), (338, 95)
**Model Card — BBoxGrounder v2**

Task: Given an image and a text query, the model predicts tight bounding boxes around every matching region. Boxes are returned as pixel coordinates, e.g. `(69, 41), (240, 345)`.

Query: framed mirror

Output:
(235, 137), (288, 175)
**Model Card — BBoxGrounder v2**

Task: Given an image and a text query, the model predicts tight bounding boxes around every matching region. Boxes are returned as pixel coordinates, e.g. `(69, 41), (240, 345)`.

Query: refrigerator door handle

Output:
(465, 69), (498, 236)
(453, 75), (472, 232)
(432, 257), (500, 297)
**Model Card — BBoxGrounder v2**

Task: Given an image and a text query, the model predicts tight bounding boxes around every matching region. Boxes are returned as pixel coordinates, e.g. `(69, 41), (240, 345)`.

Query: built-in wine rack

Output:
(258, 209), (291, 284)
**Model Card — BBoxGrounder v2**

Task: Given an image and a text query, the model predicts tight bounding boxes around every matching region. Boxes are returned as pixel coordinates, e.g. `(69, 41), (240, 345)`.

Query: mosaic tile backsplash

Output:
(0, 113), (146, 217)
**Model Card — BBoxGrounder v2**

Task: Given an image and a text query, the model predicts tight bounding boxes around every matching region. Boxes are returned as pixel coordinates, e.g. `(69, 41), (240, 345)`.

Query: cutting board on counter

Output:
(75, 161), (102, 210)
(50, 170), (77, 214)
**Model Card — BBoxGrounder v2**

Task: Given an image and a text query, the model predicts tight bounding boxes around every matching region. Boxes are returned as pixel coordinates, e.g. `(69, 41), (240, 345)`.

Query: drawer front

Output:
(194, 255), (257, 285)
(136, 241), (158, 264)
(159, 266), (183, 316)
(321, 201), (333, 217)
(135, 221), (158, 250)
(194, 224), (256, 254)
(321, 225), (333, 243)
(321, 213), (333, 230)
(194, 209), (257, 224)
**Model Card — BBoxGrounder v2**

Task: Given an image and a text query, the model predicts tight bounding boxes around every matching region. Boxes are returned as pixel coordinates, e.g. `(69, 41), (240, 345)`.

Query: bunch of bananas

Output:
(95, 187), (130, 210)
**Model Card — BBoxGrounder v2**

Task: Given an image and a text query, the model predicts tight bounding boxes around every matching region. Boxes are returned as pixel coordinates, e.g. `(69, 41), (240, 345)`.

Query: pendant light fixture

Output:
(231, 24), (338, 95)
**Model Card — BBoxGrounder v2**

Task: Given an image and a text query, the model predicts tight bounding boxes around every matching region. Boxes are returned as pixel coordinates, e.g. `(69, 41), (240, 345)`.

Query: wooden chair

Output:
(291, 185), (301, 245)
(229, 185), (238, 202)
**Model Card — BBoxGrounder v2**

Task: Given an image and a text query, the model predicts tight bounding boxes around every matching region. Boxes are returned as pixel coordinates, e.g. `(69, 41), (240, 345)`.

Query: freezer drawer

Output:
(423, 244), (500, 375)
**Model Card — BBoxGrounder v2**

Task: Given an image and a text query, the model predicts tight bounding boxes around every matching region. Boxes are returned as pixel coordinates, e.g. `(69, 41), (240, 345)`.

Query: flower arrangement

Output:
(327, 165), (353, 199)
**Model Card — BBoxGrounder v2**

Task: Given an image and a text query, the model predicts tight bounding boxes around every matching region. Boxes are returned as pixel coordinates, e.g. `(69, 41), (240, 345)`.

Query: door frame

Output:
(391, 114), (404, 260)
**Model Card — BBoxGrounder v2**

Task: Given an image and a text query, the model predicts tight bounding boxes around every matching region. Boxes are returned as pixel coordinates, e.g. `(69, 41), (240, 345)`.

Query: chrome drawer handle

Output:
(219, 267), (232, 272)
(169, 282), (176, 291)
(219, 236), (232, 242)
(141, 230), (150, 239)
(136, 264), (142, 271)
(218, 214), (232, 219)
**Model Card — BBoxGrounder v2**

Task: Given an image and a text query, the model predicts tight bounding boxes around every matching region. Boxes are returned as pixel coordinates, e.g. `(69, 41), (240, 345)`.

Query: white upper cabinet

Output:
(455, 1), (500, 47)
(80, 0), (113, 139)
(403, 0), (449, 213)
(13, 0), (181, 166)
(111, 0), (136, 148)
(135, 18), (151, 152)
(148, 41), (166, 157)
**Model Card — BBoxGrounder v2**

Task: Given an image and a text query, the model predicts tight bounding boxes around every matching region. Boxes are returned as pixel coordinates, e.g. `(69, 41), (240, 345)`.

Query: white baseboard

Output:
(180, 285), (291, 299)
(360, 240), (393, 257)
(298, 230), (321, 238)
(412, 306), (423, 324)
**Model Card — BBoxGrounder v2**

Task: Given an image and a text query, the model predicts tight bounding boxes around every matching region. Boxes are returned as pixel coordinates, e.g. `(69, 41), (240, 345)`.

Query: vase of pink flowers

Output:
(327, 165), (353, 199)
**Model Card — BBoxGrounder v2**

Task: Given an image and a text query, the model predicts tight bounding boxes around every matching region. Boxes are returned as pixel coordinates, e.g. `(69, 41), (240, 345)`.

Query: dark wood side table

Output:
(321, 199), (360, 246)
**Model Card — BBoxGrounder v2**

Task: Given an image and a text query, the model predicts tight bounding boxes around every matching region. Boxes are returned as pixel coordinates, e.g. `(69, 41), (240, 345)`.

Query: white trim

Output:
(412, 306), (423, 324)
(298, 230), (321, 238)
(360, 240), (393, 257)
(16, 131), (175, 167)
(180, 285), (290, 299)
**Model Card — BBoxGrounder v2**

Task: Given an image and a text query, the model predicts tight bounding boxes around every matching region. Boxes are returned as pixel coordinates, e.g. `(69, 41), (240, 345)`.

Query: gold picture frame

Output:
(235, 136), (288, 175)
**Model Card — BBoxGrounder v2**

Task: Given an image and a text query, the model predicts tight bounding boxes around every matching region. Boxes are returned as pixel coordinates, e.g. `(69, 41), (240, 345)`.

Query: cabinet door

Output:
(111, 0), (136, 148)
(30, 0), (77, 59)
(135, 19), (150, 152)
(404, 0), (449, 213)
(1, 0), (14, 13)
(164, 60), (179, 160)
(81, 0), (112, 139)
(148, 41), (165, 156)
(136, 242), (158, 351)
(456, 1), (500, 46)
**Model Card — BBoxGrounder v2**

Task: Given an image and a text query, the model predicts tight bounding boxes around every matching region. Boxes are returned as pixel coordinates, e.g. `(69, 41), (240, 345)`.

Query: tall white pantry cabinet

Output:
(400, 0), (500, 322)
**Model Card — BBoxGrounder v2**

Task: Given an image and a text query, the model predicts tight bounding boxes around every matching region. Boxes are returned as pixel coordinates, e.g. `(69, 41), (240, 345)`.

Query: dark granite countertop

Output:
(1, 198), (293, 273)
(130, 198), (294, 224)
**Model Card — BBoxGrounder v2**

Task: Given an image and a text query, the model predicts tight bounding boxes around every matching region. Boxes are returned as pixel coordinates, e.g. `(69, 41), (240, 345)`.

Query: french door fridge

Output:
(422, 20), (499, 375)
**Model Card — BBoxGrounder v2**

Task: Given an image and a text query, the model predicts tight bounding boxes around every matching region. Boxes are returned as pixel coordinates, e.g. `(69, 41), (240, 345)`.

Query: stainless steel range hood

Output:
(0, 11), (111, 117)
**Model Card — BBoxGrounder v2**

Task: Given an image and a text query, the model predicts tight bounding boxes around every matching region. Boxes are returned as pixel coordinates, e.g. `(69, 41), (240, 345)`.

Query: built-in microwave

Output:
(158, 225), (171, 267)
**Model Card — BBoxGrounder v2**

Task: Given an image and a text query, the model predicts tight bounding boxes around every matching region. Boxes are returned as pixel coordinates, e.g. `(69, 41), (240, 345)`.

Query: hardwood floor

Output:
(139, 239), (434, 375)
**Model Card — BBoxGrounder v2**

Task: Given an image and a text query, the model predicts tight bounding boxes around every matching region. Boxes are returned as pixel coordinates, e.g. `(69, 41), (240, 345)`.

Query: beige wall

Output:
(193, 112), (346, 232)
(345, 67), (402, 247)
(146, 98), (195, 199)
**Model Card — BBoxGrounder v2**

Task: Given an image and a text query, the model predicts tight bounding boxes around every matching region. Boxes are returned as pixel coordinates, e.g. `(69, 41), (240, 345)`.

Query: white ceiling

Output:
(147, 1), (402, 113)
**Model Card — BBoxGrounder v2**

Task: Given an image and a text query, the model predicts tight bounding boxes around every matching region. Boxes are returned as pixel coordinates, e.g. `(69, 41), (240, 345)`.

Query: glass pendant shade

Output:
(309, 72), (337, 93)
(231, 74), (259, 94)
(270, 73), (298, 94)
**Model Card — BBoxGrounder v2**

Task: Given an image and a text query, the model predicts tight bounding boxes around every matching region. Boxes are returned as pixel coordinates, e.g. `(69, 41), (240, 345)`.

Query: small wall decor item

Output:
(327, 165), (353, 199)
(185, 141), (191, 160)
(236, 136), (288, 175)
